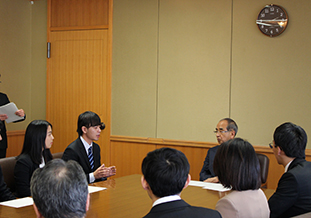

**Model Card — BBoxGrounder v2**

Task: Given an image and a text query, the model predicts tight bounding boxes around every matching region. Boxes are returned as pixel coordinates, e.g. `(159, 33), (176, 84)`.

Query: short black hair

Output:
(77, 111), (105, 136)
(141, 147), (189, 198)
(273, 122), (307, 159)
(31, 159), (88, 218)
(220, 118), (238, 136)
(213, 138), (261, 191)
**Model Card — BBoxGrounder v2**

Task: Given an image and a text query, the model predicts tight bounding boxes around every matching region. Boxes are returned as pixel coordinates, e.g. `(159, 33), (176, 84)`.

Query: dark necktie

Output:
(88, 146), (94, 170)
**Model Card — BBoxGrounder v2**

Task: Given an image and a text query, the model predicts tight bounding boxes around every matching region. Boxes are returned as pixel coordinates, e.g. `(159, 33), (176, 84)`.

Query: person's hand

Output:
(0, 114), (8, 121)
(204, 176), (219, 183)
(107, 166), (116, 176)
(93, 164), (116, 179)
(15, 109), (25, 117)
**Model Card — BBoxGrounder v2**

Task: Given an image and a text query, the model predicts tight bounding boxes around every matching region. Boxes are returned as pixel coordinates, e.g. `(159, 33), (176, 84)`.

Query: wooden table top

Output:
(0, 174), (275, 218)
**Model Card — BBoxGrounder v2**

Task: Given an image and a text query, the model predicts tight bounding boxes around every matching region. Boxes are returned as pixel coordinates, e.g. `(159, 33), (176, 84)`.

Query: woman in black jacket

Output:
(14, 120), (54, 198)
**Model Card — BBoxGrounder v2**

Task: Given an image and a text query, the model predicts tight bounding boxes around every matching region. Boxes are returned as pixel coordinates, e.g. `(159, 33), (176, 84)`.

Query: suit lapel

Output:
(77, 138), (92, 171)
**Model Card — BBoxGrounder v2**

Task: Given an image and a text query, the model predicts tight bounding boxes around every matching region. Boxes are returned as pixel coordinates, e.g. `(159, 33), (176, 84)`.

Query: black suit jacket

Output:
(0, 165), (15, 202)
(14, 153), (52, 198)
(0, 92), (26, 153)
(62, 137), (103, 183)
(0, 93), (10, 150)
(268, 158), (311, 218)
(143, 199), (222, 218)
(199, 145), (219, 181)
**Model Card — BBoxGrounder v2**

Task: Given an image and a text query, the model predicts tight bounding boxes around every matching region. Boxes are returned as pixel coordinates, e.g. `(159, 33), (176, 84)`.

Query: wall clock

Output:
(256, 4), (288, 37)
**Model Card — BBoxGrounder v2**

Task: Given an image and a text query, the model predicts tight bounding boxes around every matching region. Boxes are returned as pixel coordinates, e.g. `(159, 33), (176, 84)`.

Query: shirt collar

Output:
(152, 195), (181, 207)
(285, 159), (294, 172)
(80, 136), (93, 154)
(39, 156), (45, 168)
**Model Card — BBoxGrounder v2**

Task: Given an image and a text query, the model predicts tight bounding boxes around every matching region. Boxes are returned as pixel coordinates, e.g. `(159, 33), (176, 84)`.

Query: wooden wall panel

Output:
(110, 139), (156, 178)
(157, 145), (208, 181)
(6, 130), (25, 157)
(50, 0), (109, 28)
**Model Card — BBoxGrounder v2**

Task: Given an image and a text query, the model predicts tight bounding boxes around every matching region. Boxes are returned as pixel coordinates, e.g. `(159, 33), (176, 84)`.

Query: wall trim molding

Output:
(7, 130), (26, 136)
(111, 135), (311, 156)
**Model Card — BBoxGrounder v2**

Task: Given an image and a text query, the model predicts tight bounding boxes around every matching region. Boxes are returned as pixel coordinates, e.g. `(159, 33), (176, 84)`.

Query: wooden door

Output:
(47, 30), (111, 163)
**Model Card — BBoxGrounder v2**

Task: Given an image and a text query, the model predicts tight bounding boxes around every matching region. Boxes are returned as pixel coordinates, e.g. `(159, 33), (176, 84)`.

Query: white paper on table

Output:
(189, 180), (209, 187)
(88, 186), (107, 193)
(189, 180), (231, 192)
(0, 187), (106, 208)
(0, 197), (33, 208)
(0, 102), (24, 123)
(202, 183), (231, 192)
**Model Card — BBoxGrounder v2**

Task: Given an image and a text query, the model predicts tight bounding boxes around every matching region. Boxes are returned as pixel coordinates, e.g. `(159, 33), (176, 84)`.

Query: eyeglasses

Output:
(269, 143), (273, 149)
(213, 130), (229, 134)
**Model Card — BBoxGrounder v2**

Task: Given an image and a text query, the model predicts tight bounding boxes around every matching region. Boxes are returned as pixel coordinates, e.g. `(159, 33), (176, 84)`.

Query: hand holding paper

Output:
(0, 103), (25, 123)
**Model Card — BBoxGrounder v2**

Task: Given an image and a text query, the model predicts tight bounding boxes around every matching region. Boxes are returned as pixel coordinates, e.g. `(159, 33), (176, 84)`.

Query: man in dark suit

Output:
(0, 122), (16, 202)
(269, 122), (311, 218)
(0, 166), (15, 202)
(0, 92), (25, 158)
(199, 118), (238, 182)
(141, 147), (222, 218)
(62, 111), (116, 183)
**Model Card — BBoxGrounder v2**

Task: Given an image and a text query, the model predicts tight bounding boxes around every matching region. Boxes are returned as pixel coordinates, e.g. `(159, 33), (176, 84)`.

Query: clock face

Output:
(256, 4), (288, 37)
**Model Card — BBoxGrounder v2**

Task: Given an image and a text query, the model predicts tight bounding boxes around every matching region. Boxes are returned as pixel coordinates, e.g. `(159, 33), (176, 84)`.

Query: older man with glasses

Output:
(199, 118), (238, 183)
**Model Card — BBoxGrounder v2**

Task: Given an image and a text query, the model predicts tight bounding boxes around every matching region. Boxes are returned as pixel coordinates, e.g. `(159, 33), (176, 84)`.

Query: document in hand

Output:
(0, 102), (24, 123)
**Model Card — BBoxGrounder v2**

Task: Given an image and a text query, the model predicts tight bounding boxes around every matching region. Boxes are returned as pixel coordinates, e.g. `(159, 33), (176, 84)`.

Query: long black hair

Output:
(18, 120), (53, 165)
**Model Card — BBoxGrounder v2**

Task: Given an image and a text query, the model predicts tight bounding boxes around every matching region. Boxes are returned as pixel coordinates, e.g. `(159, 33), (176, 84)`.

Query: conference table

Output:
(0, 174), (275, 218)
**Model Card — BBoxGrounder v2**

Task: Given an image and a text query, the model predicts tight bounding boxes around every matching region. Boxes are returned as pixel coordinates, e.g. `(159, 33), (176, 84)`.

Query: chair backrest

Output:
(0, 156), (17, 192)
(256, 153), (269, 185)
(52, 152), (63, 159)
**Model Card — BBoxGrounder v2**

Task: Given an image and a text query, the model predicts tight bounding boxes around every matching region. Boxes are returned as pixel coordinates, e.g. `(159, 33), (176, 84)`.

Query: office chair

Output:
(256, 153), (269, 187)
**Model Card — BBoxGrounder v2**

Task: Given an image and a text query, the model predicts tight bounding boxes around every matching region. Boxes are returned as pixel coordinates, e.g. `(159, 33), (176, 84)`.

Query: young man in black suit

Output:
(141, 147), (222, 218)
(269, 122), (311, 218)
(62, 111), (116, 183)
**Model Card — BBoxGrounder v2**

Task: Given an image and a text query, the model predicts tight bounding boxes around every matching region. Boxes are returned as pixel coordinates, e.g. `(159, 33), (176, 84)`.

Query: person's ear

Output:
(183, 174), (191, 189)
(86, 193), (90, 211)
(277, 146), (283, 156)
(141, 176), (150, 191)
(33, 203), (43, 218)
(230, 130), (236, 139)
(82, 126), (88, 134)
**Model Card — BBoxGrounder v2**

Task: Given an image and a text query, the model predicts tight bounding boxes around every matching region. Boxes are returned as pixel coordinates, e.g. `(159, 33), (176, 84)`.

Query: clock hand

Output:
(256, 21), (275, 27)
(257, 19), (287, 22)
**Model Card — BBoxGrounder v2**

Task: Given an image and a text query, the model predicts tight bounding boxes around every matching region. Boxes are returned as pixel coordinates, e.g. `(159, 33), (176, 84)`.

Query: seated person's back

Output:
(214, 138), (269, 218)
(141, 147), (221, 218)
(268, 122), (311, 218)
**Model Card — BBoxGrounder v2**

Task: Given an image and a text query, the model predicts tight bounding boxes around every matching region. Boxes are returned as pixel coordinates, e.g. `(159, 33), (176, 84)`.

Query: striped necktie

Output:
(88, 146), (94, 170)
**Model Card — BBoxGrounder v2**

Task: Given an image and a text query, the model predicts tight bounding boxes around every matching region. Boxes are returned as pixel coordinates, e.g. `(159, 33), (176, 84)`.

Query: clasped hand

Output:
(94, 164), (116, 179)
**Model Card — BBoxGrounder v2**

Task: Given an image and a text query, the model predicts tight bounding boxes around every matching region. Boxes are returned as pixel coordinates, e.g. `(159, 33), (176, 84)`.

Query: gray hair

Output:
(30, 159), (88, 218)
(221, 118), (238, 136)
